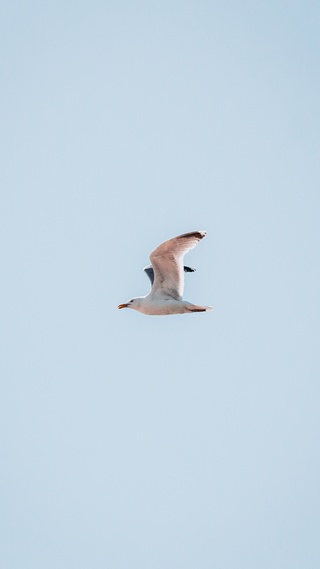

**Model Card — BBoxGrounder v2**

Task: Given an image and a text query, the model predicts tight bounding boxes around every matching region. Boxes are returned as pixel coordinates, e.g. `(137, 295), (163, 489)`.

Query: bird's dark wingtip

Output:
(178, 230), (207, 241)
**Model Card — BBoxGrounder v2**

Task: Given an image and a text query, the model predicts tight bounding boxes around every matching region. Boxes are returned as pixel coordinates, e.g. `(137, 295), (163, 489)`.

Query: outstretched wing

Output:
(149, 231), (206, 300)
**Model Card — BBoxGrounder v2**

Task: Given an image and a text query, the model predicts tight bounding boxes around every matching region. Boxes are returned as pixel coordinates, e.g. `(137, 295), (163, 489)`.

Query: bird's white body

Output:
(118, 230), (212, 316)
(126, 296), (211, 315)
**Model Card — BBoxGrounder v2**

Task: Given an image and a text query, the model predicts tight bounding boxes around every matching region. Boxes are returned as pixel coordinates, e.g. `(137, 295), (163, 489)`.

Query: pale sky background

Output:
(1, 1), (320, 568)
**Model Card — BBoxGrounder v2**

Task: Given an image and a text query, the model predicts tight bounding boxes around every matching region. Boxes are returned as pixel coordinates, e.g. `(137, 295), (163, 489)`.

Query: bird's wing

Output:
(143, 265), (155, 285)
(183, 265), (196, 273)
(143, 264), (195, 286)
(149, 231), (206, 300)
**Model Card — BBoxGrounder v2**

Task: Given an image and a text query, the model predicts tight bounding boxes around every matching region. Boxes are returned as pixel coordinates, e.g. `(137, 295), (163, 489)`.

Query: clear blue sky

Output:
(1, 1), (319, 568)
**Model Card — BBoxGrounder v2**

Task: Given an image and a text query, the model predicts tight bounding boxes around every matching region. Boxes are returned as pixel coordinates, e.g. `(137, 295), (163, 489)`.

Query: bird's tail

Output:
(186, 304), (212, 313)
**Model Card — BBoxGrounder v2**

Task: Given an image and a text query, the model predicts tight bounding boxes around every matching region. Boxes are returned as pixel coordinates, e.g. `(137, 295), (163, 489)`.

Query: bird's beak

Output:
(117, 303), (129, 309)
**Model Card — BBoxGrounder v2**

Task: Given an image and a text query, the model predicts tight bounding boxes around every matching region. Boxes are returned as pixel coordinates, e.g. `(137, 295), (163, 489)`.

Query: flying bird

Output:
(118, 230), (212, 315)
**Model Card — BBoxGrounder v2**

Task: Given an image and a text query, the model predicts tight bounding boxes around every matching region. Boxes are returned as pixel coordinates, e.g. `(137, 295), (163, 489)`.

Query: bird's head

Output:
(117, 297), (143, 311)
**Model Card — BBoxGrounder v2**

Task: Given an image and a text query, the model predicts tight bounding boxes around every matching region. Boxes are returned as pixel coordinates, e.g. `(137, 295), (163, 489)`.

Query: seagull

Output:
(118, 230), (212, 315)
